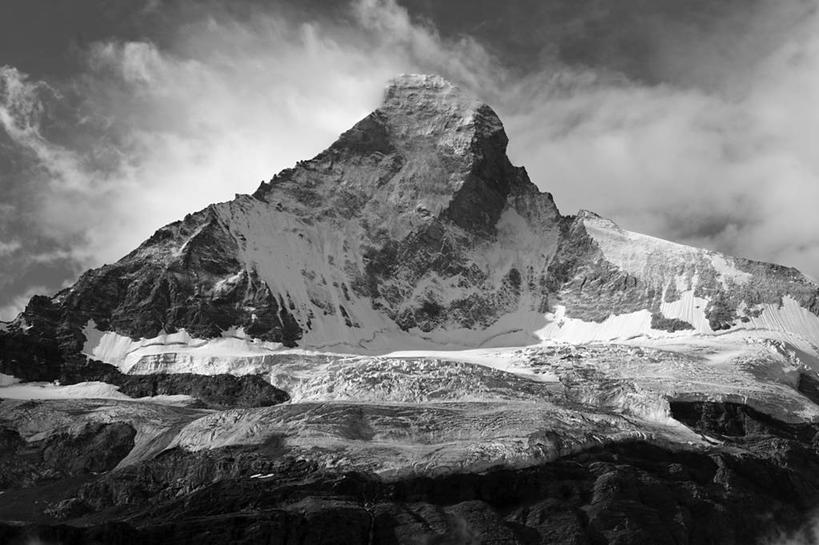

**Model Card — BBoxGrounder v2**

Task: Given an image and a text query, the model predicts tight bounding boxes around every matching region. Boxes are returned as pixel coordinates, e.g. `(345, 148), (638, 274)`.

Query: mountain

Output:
(5, 74), (819, 367)
(3, 74), (819, 544)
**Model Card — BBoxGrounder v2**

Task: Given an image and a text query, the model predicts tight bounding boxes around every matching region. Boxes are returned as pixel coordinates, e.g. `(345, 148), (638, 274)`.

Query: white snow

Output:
(81, 308), (551, 375)
(0, 381), (131, 400)
(0, 373), (20, 386)
(83, 321), (289, 374)
(582, 214), (697, 278)
(745, 296), (819, 339)
(731, 296), (819, 355)
(0, 380), (195, 405)
(535, 305), (654, 343)
(658, 289), (711, 332)
(709, 254), (753, 285)
(80, 292), (819, 388)
(582, 213), (751, 287)
(217, 196), (397, 352)
(381, 346), (559, 383)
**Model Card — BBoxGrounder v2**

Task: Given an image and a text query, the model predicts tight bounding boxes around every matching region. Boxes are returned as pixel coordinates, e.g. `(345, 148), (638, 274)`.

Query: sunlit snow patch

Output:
(0, 373), (20, 386)
(581, 212), (752, 287)
(83, 321), (294, 374)
(0, 380), (196, 405)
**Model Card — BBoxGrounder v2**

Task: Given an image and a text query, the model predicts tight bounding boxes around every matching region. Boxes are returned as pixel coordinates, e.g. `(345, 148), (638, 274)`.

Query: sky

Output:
(1, 0), (819, 319)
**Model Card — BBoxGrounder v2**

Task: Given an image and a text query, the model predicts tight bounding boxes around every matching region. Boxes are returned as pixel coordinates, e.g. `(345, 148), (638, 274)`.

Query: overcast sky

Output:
(1, 0), (818, 319)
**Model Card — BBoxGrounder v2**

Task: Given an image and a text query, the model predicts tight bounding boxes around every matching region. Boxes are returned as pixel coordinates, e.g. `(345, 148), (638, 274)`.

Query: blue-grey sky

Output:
(1, 0), (818, 318)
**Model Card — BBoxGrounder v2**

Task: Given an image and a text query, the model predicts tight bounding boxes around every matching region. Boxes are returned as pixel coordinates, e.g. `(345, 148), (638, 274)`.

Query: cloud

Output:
(0, 240), (21, 256)
(763, 511), (819, 545)
(2, 0), (819, 311)
(0, 66), (94, 194)
(1, 0), (499, 270)
(498, 1), (819, 276)
(0, 284), (46, 321)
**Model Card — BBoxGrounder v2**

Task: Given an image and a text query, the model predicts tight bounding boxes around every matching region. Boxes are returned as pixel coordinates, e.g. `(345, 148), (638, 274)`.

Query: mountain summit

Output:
(253, 73), (552, 238)
(8, 74), (566, 360)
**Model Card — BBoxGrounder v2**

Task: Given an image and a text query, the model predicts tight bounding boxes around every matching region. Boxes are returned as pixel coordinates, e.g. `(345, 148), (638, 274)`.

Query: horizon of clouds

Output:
(764, 508), (819, 545)
(1, 0), (819, 319)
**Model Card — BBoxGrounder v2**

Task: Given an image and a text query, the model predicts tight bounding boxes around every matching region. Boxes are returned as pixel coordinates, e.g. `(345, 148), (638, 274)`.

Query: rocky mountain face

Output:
(3, 75), (819, 544)
(39, 75), (559, 349)
(4, 76), (819, 371)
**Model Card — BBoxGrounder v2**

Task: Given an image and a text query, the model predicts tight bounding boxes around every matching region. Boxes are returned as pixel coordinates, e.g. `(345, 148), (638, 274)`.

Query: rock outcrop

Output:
(4, 406), (819, 545)
(0, 422), (136, 489)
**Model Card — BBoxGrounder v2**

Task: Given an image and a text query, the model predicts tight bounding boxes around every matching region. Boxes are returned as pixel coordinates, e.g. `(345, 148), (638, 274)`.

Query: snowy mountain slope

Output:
(65, 205), (819, 383)
(543, 210), (819, 342)
(67, 329), (819, 427)
(3, 74), (818, 381)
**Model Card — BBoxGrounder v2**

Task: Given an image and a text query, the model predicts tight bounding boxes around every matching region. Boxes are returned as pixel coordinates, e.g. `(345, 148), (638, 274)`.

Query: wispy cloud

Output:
(0, 66), (94, 194)
(763, 510), (819, 545)
(0, 0), (498, 270)
(0, 240), (21, 256)
(0, 284), (45, 321)
(499, 1), (819, 276)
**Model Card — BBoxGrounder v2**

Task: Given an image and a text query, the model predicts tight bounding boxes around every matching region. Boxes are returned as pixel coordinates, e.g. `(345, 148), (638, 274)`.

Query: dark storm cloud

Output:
(0, 0), (162, 78)
(1, 0), (818, 318)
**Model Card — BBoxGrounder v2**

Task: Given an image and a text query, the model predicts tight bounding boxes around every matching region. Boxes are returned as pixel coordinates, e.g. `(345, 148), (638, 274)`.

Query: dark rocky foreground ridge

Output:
(3, 401), (819, 544)
(3, 74), (819, 544)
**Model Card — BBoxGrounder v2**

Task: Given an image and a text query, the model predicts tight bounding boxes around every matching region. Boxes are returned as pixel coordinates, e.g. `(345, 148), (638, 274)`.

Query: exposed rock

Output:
(113, 373), (290, 409)
(650, 312), (694, 332)
(0, 422), (136, 489)
(797, 372), (819, 407)
(5, 414), (819, 545)
(669, 401), (819, 442)
(1, 350), (289, 409)
(705, 294), (737, 331)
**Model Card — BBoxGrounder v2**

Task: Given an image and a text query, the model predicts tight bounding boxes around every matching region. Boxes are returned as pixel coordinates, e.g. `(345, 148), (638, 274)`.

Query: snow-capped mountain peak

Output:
(3, 74), (818, 371)
(5, 75), (819, 544)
